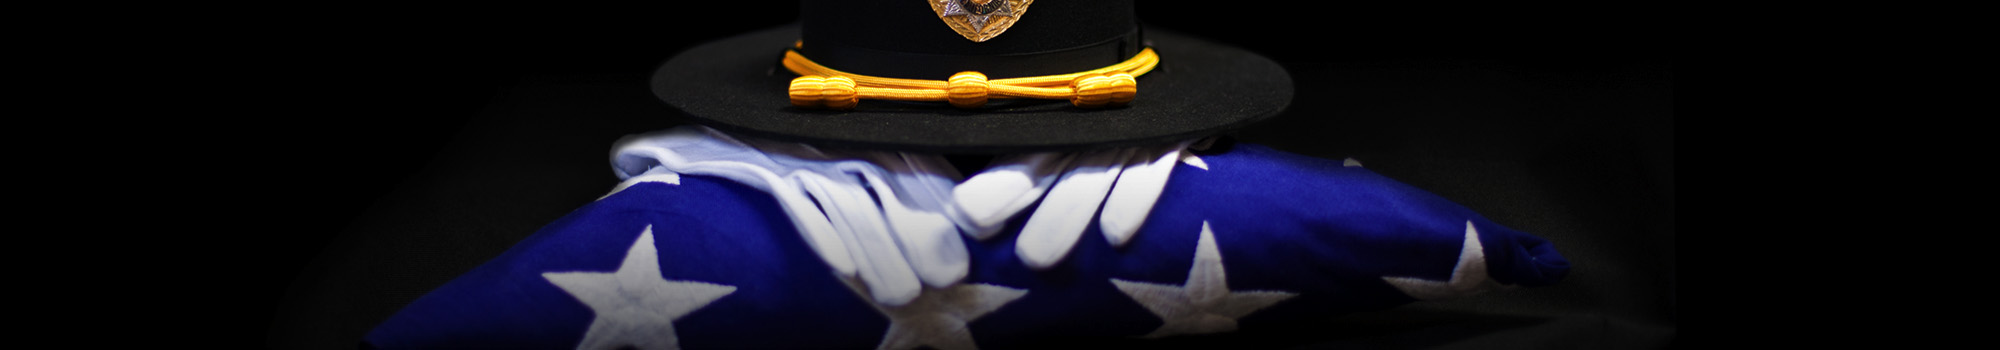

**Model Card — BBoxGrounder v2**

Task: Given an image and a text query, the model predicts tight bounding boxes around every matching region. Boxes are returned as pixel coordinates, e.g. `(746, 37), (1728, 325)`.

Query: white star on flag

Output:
(1382, 220), (1512, 299)
(1110, 222), (1296, 338)
(854, 281), (1029, 350)
(543, 225), (737, 350)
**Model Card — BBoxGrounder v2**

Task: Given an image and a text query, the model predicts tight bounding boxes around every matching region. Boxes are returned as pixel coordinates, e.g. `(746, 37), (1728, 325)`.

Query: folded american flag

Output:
(365, 142), (1568, 349)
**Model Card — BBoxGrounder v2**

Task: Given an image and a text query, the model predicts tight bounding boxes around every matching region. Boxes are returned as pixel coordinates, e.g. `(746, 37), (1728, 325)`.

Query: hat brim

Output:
(652, 23), (1292, 154)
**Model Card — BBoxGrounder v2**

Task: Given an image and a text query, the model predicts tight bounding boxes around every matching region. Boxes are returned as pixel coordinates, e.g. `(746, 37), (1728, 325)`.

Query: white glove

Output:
(952, 140), (1193, 270)
(610, 125), (1200, 304)
(609, 126), (967, 307)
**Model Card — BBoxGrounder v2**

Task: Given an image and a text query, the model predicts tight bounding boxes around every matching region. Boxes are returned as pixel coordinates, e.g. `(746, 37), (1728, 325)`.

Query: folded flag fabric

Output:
(365, 140), (1570, 349)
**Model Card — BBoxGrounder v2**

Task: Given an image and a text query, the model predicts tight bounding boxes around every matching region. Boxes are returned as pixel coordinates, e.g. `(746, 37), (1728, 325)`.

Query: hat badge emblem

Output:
(931, 0), (1032, 42)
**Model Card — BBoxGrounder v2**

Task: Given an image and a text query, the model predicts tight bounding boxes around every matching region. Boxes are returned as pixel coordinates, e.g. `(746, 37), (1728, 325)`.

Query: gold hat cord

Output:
(783, 44), (1158, 109)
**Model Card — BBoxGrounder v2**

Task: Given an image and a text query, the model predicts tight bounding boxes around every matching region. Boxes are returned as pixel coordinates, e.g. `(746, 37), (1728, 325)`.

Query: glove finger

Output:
(798, 172), (921, 306)
(768, 177), (856, 278)
(889, 152), (963, 213)
(1016, 148), (1132, 270)
(858, 170), (969, 288)
(1098, 141), (1192, 247)
(953, 152), (1073, 239)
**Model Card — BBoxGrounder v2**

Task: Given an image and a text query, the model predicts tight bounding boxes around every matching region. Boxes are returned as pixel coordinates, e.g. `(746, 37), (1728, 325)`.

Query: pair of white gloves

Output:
(609, 126), (1196, 307)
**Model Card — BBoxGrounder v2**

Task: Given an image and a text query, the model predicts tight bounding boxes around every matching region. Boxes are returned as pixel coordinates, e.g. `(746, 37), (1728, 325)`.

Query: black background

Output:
(234, 2), (1670, 348)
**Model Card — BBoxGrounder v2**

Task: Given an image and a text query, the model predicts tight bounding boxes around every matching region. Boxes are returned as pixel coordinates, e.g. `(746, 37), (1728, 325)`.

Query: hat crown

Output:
(800, 0), (1140, 79)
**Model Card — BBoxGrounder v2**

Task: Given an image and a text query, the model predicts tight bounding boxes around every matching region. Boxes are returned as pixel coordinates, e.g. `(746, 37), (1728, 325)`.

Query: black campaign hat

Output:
(651, 0), (1292, 153)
